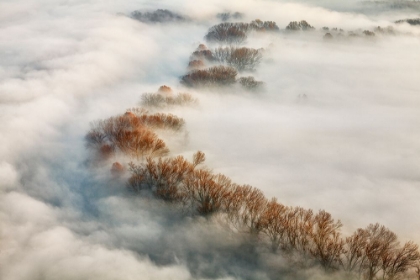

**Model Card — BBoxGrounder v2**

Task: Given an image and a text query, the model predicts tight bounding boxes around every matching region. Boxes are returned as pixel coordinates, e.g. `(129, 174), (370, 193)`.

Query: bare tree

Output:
(239, 76), (264, 91)
(363, 224), (399, 280)
(131, 9), (187, 23)
(250, 19), (279, 32)
(116, 129), (169, 160)
(86, 111), (185, 160)
(286, 20), (315, 31)
(223, 185), (268, 235)
(128, 151), (205, 201)
(342, 228), (370, 275)
(183, 171), (231, 215)
(382, 241), (420, 280)
(260, 198), (289, 252)
(188, 60), (205, 70)
(205, 22), (249, 44)
(308, 210), (344, 270)
(216, 12), (243, 22)
(181, 66), (237, 87)
(213, 47), (263, 71)
(191, 50), (214, 62)
(141, 92), (197, 108)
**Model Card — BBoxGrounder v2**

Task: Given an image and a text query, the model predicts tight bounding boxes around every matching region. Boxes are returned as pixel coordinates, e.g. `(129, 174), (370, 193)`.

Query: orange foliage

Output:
(86, 111), (184, 160)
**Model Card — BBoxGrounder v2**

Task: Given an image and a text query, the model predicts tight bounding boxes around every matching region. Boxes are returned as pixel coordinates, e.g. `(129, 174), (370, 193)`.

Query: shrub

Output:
(181, 66), (237, 87)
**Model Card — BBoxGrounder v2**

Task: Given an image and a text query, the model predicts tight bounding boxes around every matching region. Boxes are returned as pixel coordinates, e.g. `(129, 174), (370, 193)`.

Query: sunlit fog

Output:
(1, 0), (420, 279)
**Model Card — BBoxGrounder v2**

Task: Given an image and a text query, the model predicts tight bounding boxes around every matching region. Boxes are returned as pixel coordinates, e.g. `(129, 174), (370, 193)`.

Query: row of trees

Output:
(140, 86), (197, 108)
(85, 110), (185, 160)
(127, 152), (420, 279)
(181, 65), (238, 87)
(91, 15), (420, 280)
(212, 46), (263, 71)
(183, 43), (264, 90)
(286, 20), (315, 31)
(205, 20), (279, 44)
(189, 44), (263, 72)
(395, 18), (420, 25)
(131, 9), (187, 23)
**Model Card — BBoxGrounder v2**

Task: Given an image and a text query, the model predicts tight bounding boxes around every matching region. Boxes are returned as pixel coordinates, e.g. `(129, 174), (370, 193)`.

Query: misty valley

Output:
(1, 1), (420, 280)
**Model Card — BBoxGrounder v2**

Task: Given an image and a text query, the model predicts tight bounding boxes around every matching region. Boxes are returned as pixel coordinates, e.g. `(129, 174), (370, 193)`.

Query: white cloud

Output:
(1, 0), (420, 279)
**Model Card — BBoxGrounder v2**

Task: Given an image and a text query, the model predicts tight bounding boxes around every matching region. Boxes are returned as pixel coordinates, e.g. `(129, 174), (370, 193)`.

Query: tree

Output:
(116, 129), (169, 160)
(188, 60), (205, 70)
(191, 50), (214, 62)
(131, 9), (187, 23)
(181, 66), (237, 87)
(342, 228), (370, 275)
(363, 224), (399, 280)
(216, 12), (243, 22)
(249, 19), (279, 32)
(382, 241), (420, 280)
(184, 171), (231, 215)
(308, 210), (344, 270)
(286, 20), (315, 31)
(239, 76), (263, 91)
(85, 111), (185, 160)
(212, 47), (263, 71)
(223, 185), (268, 235)
(141, 92), (197, 108)
(128, 151), (205, 201)
(205, 22), (249, 44)
(343, 224), (402, 280)
(260, 198), (289, 252)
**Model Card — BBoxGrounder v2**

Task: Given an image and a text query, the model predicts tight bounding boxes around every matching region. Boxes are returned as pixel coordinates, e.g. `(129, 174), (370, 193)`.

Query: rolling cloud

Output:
(1, 0), (420, 279)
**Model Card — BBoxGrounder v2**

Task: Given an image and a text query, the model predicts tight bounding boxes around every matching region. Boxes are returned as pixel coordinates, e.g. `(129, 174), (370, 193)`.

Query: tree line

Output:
(85, 14), (420, 280)
(126, 151), (420, 280)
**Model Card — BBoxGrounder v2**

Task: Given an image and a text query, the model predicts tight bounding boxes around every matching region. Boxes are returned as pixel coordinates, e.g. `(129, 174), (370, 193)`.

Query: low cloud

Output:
(1, 0), (420, 279)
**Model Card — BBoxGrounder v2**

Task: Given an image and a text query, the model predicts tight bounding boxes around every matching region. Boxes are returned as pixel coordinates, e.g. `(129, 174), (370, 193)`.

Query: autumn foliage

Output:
(89, 14), (420, 280)
(85, 110), (185, 160)
(212, 47), (263, 71)
(127, 150), (420, 278)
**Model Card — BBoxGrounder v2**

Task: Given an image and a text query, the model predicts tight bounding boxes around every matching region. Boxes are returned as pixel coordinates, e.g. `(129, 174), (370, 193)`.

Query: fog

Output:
(1, 0), (420, 279)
